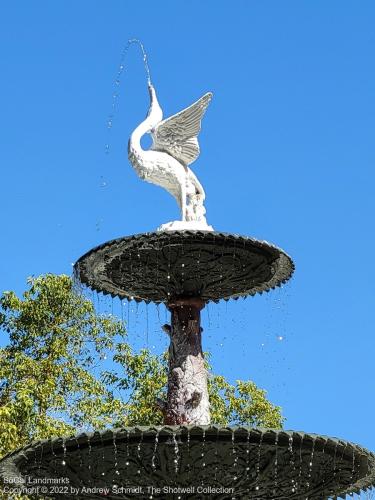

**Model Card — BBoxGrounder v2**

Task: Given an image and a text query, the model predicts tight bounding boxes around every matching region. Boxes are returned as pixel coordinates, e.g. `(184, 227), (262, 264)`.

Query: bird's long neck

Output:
(129, 85), (163, 156)
(129, 117), (153, 155)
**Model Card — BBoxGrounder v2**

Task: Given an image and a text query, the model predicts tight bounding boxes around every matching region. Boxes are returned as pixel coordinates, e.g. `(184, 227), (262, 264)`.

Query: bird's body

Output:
(128, 84), (212, 226)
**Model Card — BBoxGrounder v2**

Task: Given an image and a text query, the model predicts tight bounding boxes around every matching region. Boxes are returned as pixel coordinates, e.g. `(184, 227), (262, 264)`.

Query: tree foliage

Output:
(0, 274), (283, 464)
(0, 274), (127, 458)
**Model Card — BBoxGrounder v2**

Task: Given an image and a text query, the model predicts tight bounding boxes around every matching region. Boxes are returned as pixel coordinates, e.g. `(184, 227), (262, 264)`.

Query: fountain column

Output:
(162, 297), (210, 425)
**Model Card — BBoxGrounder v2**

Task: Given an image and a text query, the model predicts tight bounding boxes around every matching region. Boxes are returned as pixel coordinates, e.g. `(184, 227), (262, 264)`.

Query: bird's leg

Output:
(187, 167), (205, 200)
(181, 178), (187, 221)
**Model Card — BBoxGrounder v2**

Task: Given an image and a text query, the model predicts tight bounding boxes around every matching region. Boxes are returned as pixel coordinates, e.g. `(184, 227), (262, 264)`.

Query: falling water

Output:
(62, 438), (67, 466)
(180, 238), (185, 291)
(255, 433), (264, 488)
(171, 432), (179, 474)
(156, 303), (161, 325)
(307, 438), (316, 489)
(137, 432), (143, 475)
(232, 429), (238, 480)
(127, 300), (131, 332)
(273, 433), (279, 496)
(105, 38), (152, 154)
(100, 434), (106, 476)
(50, 441), (57, 475)
(164, 303), (168, 324)
(206, 304), (211, 329)
(125, 430), (130, 467)
(320, 439), (327, 492)
(289, 434), (297, 494)
(87, 436), (92, 476)
(146, 302), (149, 347)
(187, 428), (191, 479)
(113, 434), (120, 478)
(214, 428), (219, 481)
(135, 301), (140, 331)
(51, 440), (56, 461)
(351, 447), (356, 486)
(75, 438), (83, 470)
(246, 430), (251, 477)
(201, 429), (206, 468)
(333, 441), (339, 486)
(121, 300), (124, 325)
(298, 438), (309, 497)
(199, 429), (206, 486)
(151, 430), (159, 470)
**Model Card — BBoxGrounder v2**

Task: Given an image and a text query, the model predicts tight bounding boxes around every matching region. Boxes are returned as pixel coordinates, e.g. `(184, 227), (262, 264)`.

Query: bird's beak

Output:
(148, 83), (155, 100)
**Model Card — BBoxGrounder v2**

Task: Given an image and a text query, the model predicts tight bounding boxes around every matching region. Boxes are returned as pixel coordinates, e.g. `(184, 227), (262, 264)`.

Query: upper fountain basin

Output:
(74, 230), (294, 304)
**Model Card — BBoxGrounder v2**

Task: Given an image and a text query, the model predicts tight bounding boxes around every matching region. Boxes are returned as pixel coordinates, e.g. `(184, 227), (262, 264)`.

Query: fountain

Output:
(1, 49), (374, 499)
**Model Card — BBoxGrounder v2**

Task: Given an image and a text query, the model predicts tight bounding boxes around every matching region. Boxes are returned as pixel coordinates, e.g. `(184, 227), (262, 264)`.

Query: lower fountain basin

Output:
(74, 231), (294, 303)
(0, 426), (374, 499)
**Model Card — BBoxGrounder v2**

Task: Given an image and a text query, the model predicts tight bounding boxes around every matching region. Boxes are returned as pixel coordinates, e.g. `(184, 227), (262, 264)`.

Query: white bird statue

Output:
(128, 84), (214, 231)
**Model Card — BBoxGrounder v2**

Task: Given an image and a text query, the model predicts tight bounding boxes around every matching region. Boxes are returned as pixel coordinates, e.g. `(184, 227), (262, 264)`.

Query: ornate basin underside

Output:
(0, 426), (374, 499)
(74, 231), (294, 303)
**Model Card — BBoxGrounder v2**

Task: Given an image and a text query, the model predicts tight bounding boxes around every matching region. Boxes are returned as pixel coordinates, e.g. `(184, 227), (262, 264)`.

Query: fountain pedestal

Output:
(164, 297), (209, 425)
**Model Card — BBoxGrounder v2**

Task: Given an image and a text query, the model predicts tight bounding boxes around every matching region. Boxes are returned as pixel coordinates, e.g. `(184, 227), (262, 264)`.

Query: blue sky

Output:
(1, 0), (375, 472)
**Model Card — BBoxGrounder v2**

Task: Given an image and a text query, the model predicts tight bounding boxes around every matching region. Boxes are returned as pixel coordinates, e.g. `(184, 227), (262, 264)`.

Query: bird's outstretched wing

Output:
(151, 92), (212, 166)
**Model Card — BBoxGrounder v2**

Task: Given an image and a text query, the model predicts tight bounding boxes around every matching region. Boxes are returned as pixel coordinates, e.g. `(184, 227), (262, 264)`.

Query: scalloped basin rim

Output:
(1, 425), (374, 499)
(74, 231), (295, 303)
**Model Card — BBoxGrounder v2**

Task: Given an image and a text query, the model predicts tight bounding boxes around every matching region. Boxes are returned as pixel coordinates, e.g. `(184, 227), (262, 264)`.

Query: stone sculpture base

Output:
(1, 426), (374, 499)
(158, 220), (214, 232)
